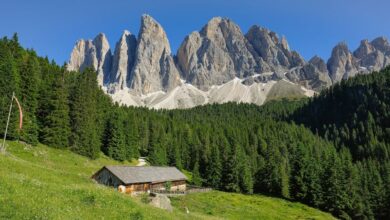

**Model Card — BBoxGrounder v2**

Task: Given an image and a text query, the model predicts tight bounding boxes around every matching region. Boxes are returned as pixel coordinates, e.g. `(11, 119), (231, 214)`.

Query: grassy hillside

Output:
(0, 141), (334, 219)
(171, 191), (335, 220)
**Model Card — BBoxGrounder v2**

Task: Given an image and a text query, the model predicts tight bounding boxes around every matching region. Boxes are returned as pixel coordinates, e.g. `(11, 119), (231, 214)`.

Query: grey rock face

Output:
(68, 33), (111, 86)
(355, 37), (390, 72)
(129, 14), (181, 94)
(286, 56), (332, 91)
(354, 40), (375, 59)
(109, 30), (137, 92)
(68, 40), (97, 73)
(327, 43), (358, 83)
(242, 73), (281, 86)
(93, 34), (112, 86)
(177, 17), (259, 90)
(245, 25), (305, 73)
(309, 56), (328, 73)
(329, 37), (390, 83)
(371, 37), (390, 52)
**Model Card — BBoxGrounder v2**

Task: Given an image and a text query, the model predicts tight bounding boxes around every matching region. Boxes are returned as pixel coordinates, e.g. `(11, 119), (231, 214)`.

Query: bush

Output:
(164, 181), (172, 191)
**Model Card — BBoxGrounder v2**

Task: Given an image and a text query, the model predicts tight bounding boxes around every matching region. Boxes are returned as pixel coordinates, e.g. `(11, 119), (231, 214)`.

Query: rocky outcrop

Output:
(68, 33), (111, 86)
(286, 56), (331, 91)
(328, 37), (390, 83)
(245, 25), (318, 88)
(94, 34), (112, 86)
(309, 56), (328, 73)
(109, 31), (137, 92)
(355, 37), (390, 73)
(129, 15), (181, 94)
(371, 36), (390, 52)
(327, 43), (359, 83)
(68, 39), (97, 72)
(354, 40), (375, 59)
(149, 194), (173, 212)
(177, 17), (259, 90)
(245, 25), (305, 73)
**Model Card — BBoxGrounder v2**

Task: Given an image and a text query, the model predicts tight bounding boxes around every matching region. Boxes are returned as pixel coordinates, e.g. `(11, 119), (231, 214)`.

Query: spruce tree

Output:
(205, 144), (222, 188)
(0, 40), (20, 140)
(124, 112), (140, 160)
(104, 109), (126, 161)
(192, 161), (202, 186)
(18, 52), (40, 145)
(222, 145), (241, 193)
(240, 159), (254, 194)
(40, 70), (71, 148)
(69, 68), (101, 159)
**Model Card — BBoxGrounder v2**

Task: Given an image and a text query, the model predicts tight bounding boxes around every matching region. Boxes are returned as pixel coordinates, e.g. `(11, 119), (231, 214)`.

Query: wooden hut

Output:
(92, 166), (187, 194)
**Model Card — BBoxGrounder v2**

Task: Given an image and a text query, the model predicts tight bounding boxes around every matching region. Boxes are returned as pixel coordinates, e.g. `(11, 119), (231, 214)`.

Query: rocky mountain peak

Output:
(108, 30), (137, 92)
(93, 33), (109, 54)
(333, 42), (350, 54)
(285, 54), (331, 91)
(129, 14), (181, 94)
(200, 17), (234, 41)
(138, 14), (171, 54)
(201, 17), (223, 32)
(92, 33), (112, 85)
(371, 36), (390, 52)
(354, 39), (374, 59)
(246, 25), (305, 72)
(68, 39), (95, 71)
(327, 42), (358, 83)
(177, 17), (259, 90)
(355, 37), (390, 72)
(309, 56), (328, 73)
(67, 34), (112, 86)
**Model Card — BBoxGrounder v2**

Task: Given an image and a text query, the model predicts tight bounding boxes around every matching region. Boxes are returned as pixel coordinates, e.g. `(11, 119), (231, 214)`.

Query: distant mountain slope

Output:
(0, 141), (334, 220)
(68, 14), (390, 108)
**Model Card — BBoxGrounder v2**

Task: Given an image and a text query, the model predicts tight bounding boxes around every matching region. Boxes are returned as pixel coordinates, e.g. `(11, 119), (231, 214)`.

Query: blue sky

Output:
(1, 0), (389, 64)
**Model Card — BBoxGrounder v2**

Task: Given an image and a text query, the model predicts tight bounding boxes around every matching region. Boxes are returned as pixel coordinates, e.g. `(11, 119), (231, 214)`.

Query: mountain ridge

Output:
(68, 14), (390, 108)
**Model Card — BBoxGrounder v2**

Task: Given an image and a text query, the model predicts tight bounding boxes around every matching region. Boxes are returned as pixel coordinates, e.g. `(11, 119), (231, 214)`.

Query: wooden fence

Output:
(150, 185), (212, 196)
(186, 185), (213, 194)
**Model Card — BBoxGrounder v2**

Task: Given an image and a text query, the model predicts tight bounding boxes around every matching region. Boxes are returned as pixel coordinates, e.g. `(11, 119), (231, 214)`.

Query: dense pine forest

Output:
(1, 35), (389, 219)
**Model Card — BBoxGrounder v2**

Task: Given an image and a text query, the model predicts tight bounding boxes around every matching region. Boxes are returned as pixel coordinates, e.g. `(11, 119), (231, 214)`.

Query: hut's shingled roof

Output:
(100, 166), (187, 184)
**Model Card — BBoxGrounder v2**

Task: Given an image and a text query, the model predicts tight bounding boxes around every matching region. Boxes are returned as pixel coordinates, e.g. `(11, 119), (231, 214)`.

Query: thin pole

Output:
(1, 92), (14, 153)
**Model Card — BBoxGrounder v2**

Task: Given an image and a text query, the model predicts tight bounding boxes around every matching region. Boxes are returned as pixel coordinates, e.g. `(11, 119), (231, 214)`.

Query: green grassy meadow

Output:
(0, 141), (335, 220)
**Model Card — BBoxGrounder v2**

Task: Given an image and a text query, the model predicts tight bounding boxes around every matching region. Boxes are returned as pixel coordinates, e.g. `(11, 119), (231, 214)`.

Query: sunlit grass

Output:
(0, 141), (334, 219)
(171, 191), (335, 220)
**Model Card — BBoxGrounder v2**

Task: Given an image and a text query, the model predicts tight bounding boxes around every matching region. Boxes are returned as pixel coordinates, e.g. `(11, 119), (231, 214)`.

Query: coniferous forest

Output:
(1, 35), (390, 219)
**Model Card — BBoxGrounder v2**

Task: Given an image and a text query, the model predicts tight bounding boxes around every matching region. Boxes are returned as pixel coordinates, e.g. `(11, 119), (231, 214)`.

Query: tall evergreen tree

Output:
(69, 68), (101, 159)
(40, 70), (71, 148)
(240, 158), (254, 194)
(18, 52), (40, 145)
(103, 109), (126, 161)
(0, 39), (20, 140)
(205, 143), (222, 188)
(222, 145), (241, 193)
